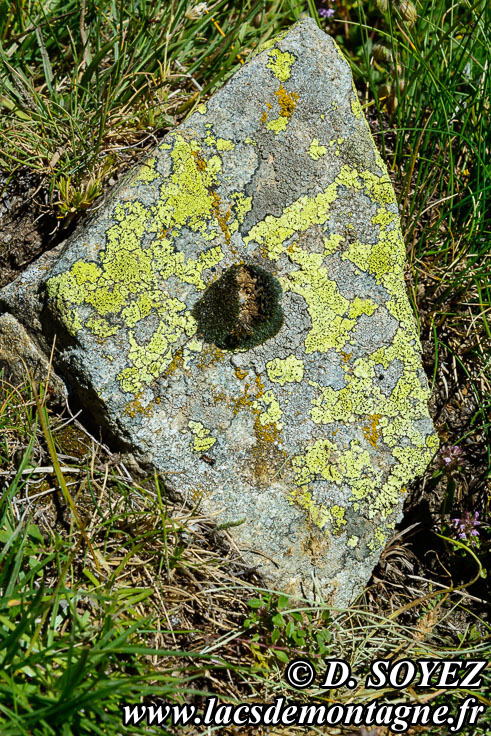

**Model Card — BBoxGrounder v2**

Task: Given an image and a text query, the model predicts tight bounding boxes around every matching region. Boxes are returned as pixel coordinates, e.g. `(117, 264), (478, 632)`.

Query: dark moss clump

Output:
(192, 264), (283, 350)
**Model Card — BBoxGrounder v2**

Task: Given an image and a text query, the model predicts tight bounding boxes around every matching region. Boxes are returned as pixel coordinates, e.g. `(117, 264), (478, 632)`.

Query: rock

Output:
(0, 313), (66, 400)
(0, 19), (438, 605)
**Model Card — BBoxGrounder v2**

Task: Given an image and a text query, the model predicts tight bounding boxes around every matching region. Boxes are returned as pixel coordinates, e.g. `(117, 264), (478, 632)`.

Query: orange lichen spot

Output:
(213, 374), (266, 422)
(266, 102), (272, 109)
(340, 351), (352, 363)
(261, 111), (268, 124)
(235, 366), (248, 380)
(162, 349), (184, 377)
(124, 394), (154, 418)
(254, 412), (281, 445)
(232, 383), (252, 415)
(196, 344), (226, 370)
(211, 191), (231, 245)
(254, 374), (265, 398)
(363, 414), (382, 448)
(191, 149), (207, 171)
(275, 85), (299, 118)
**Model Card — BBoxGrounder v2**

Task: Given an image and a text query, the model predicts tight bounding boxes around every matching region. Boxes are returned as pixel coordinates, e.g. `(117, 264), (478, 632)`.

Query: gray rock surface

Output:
(0, 19), (438, 604)
(0, 313), (65, 399)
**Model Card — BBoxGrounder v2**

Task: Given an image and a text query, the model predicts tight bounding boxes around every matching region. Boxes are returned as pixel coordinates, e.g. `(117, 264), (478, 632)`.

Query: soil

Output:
(0, 170), (66, 287)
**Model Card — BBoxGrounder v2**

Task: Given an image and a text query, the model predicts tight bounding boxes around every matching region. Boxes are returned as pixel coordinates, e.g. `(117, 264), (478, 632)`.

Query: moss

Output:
(192, 264), (283, 351)
(53, 423), (89, 458)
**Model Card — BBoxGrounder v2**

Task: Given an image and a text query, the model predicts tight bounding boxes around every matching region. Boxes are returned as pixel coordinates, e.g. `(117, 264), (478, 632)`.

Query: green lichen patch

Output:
(188, 420), (217, 452)
(266, 48), (296, 81)
(266, 355), (304, 385)
(309, 138), (328, 160)
(45, 132), (261, 393)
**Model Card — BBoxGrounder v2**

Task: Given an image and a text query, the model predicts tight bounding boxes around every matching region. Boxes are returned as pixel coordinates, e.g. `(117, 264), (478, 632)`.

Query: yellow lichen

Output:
(289, 488), (347, 533)
(292, 438), (341, 486)
(131, 157), (159, 183)
(309, 138), (328, 160)
(266, 48), (296, 82)
(46, 133), (263, 393)
(266, 355), (304, 385)
(350, 91), (364, 119)
(188, 420), (217, 452)
(266, 116), (289, 134)
(348, 297), (378, 319)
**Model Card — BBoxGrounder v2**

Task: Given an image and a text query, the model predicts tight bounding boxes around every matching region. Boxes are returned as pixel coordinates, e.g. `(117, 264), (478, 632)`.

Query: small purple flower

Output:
(437, 444), (464, 472)
(451, 511), (480, 546)
(319, 7), (335, 17)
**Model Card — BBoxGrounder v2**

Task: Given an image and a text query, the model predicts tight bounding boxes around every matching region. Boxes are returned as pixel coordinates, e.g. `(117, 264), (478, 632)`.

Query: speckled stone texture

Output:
(0, 19), (438, 605)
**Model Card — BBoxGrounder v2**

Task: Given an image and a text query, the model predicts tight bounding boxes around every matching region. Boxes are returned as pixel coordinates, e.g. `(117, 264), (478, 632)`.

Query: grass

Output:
(0, 0), (490, 734)
(0, 374), (253, 735)
(0, 0), (300, 217)
(1, 375), (489, 734)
